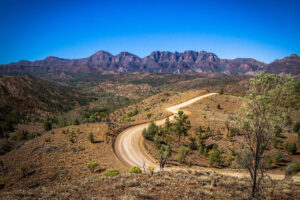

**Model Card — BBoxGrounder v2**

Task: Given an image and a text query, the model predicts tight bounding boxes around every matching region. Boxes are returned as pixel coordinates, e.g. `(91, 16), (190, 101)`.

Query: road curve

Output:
(114, 92), (300, 181)
(114, 93), (217, 170)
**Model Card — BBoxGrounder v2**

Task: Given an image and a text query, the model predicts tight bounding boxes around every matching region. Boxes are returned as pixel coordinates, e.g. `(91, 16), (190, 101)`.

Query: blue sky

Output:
(0, 0), (299, 64)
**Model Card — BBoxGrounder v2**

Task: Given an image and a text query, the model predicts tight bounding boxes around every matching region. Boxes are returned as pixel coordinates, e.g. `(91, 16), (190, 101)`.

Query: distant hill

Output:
(0, 75), (86, 114)
(1, 50), (299, 76)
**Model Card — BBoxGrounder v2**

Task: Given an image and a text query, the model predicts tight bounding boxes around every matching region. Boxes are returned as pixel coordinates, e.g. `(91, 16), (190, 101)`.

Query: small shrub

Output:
(203, 147), (208, 158)
(198, 142), (204, 155)
(103, 169), (120, 177)
(88, 132), (95, 143)
(87, 161), (99, 173)
(146, 113), (152, 119)
(44, 137), (51, 143)
(226, 151), (232, 166)
(274, 126), (283, 137)
(274, 150), (281, 165)
(217, 104), (221, 109)
(69, 133), (75, 143)
(219, 88), (224, 95)
(284, 116), (292, 126)
(188, 158), (193, 167)
(177, 146), (190, 163)
(267, 157), (273, 168)
(208, 146), (221, 166)
(272, 137), (279, 149)
(8, 136), (17, 141)
(285, 162), (300, 179)
(74, 118), (80, 125)
(19, 163), (27, 177)
(153, 134), (161, 149)
(285, 142), (297, 154)
(293, 122), (300, 133)
(148, 165), (155, 175)
(188, 135), (196, 150)
(43, 118), (52, 131)
(51, 131), (55, 134)
(129, 166), (142, 174)
(20, 130), (29, 140)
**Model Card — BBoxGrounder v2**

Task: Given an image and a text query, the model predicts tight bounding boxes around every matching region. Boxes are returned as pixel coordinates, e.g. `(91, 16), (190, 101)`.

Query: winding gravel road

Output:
(114, 92), (300, 181)
(114, 93), (217, 170)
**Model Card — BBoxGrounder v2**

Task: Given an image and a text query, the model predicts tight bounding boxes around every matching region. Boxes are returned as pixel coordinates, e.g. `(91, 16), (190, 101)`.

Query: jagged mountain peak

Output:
(1, 50), (299, 75)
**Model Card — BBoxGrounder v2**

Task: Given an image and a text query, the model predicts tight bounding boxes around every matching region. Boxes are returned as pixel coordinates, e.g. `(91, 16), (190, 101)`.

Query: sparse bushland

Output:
(129, 166), (142, 174)
(103, 169), (120, 177)
(233, 72), (297, 198)
(87, 161), (99, 173)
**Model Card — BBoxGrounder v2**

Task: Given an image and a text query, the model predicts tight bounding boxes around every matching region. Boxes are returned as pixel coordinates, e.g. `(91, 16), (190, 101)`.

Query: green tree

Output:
(165, 117), (171, 132)
(177, 146), (190, 163)
(142, 121), (158, 140)
(208, 144), (221, 166)
(173, 111), (191, 144)
(195, 125), (203, 139)
(235, 72), (296, 198)
(153, 134), (161, 149)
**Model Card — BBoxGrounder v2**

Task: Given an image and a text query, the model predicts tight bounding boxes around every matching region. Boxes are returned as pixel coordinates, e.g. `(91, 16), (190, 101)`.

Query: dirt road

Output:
(114, 93), (217, 170)
(114, 92), (300, 181)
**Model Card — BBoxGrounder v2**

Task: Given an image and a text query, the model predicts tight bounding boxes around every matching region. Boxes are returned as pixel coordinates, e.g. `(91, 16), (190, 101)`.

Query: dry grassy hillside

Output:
(0, 123), (126, 191)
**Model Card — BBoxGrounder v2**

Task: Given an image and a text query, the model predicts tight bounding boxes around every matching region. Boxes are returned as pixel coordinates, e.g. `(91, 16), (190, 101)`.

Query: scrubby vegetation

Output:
(129, 166), (142, 174)
(87, 161), (99, 173)
(103, 169), (120, 177)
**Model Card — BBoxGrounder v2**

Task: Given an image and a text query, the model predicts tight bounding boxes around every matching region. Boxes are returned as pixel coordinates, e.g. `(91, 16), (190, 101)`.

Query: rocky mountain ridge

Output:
(1, 50), (299, 75)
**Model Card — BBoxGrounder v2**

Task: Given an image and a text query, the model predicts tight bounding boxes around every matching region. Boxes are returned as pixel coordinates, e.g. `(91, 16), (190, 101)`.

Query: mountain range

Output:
(1, 50), (300, 76)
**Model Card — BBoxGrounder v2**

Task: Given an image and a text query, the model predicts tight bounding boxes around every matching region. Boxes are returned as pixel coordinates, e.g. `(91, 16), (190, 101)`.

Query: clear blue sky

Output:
(0, 0), (299, 64)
